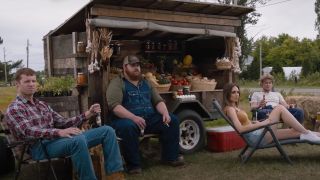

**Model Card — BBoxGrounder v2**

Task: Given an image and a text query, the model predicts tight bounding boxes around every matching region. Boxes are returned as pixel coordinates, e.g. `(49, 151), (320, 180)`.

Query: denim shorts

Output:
(244, 129), (268, 146)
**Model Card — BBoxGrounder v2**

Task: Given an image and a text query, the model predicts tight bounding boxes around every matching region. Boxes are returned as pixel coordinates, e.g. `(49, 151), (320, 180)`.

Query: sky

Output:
(0, 0), (317, 71)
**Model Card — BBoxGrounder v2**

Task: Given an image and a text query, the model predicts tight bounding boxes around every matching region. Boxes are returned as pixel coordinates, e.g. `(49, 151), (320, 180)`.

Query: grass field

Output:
(0, 86), (16, 112)
(2, 143), (320, 180)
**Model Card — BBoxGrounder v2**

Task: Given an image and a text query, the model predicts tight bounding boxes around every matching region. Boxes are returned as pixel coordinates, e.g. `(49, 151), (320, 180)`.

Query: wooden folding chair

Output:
(212, 98), (318, 164)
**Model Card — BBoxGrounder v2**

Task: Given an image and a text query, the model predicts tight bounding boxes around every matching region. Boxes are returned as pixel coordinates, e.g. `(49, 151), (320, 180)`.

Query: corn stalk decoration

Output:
(87, 24), (113, 74)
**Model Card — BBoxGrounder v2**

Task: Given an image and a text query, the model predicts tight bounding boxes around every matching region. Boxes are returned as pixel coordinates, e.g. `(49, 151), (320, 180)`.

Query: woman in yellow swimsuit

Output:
(223, 83), (320, 145)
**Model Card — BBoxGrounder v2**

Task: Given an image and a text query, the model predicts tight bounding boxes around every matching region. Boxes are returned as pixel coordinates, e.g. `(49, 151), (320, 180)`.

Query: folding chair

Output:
(212, 98), (317, 164)
(0, 112), (68, 180)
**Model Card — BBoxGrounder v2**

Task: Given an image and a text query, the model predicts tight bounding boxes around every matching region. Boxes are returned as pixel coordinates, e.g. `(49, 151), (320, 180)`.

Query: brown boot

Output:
(106, 172), (125, 180)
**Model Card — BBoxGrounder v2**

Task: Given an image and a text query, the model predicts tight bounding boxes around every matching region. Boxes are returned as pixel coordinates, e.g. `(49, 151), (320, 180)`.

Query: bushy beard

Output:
(124, 68), (141, 81)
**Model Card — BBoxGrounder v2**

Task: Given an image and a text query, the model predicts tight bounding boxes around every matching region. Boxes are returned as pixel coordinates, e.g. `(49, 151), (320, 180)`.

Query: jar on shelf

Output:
(145, 40), (151, 51)
(173, 40), (178, 51)
(77, 41), (85, 53)
(167, 40), (173, 51)
(157, 42), (162, 51)
(162, 43), (167, 51)
(77, 72), (87, 86)
(151, 41), (155, 50)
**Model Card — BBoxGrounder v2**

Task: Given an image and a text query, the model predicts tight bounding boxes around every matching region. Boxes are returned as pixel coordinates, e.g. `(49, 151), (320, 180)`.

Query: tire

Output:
(177, 110), (205, 154)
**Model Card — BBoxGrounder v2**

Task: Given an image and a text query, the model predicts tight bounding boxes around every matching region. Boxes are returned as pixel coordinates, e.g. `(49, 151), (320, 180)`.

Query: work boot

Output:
(127, 167), (142, 174)
(106, 171), (125, 180)
(161, 155), (185, 167)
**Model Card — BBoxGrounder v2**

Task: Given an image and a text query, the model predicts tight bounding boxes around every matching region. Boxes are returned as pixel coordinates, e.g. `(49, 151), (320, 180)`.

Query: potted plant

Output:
(35, 76), (75, 97)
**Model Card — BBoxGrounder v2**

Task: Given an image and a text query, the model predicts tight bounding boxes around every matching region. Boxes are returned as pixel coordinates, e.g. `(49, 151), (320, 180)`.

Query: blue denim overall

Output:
(111, 79), (180, 171)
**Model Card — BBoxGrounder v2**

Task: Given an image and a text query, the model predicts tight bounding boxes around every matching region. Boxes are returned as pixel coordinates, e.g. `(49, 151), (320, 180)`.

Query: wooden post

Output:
(46, 36), (53, 77)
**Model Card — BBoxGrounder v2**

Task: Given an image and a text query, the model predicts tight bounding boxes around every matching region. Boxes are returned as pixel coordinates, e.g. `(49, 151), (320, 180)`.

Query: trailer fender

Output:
(168, 99), (212, 119)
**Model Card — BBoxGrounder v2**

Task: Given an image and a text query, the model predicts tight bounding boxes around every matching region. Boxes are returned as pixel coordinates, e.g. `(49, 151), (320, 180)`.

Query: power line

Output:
(257, 0), (295, 8)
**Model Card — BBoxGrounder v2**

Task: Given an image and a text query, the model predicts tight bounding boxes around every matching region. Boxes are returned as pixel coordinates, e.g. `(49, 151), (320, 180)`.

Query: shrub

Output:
(36, 76), (75, 97)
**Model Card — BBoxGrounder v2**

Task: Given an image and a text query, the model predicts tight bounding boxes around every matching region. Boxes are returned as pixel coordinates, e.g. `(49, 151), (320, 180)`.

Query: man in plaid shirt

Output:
(6, 68), (124, 180)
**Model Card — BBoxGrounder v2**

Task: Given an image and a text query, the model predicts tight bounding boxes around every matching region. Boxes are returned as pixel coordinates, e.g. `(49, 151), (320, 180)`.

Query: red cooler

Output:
(207, 126), (246, 152)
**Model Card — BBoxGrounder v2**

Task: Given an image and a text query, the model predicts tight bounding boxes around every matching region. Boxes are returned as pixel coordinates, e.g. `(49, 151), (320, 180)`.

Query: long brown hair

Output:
(223, 83), (240, 108)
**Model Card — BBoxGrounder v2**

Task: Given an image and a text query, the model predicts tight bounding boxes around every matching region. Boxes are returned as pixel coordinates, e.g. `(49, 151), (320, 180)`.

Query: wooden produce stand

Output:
(43, 0), (254, 177)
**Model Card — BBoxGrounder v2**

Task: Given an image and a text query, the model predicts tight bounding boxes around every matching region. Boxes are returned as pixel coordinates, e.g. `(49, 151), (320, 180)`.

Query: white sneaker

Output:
(300, 130), (320, 143)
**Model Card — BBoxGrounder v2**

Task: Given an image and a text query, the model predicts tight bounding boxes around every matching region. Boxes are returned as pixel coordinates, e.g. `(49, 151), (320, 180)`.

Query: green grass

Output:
(0, 86), (16, 112)
(125, 144), (320, 180)
(2, 143), (320, 180)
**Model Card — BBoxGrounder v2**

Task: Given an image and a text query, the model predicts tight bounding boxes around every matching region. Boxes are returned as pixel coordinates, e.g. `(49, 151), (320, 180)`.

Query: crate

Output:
(207, 126), (245, 152)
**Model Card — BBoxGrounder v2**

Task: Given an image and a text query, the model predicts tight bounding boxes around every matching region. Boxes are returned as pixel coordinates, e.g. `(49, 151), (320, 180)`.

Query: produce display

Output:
(216, 57), (233, 70)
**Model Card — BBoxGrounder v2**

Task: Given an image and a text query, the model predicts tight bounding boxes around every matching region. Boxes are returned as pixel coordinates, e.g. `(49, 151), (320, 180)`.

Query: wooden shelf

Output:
(144, 50), (181, 54)
(72, 53), (88, 58)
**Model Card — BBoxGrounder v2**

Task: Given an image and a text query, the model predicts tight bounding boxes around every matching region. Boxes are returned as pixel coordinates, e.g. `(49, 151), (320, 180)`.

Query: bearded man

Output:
(107, 55), (184, 174)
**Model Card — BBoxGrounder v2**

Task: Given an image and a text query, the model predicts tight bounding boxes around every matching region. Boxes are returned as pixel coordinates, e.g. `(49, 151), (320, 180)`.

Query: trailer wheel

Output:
(177, 110), (205, 154)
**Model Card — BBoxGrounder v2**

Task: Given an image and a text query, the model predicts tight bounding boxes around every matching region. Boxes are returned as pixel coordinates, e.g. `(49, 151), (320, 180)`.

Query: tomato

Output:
(171, 80), (178, 85)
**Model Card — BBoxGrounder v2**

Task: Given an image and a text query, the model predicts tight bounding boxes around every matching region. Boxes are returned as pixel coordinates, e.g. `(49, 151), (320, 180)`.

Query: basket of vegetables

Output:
(216, 57), (232, 70)
(191, 77), (216, 91)
(145, 72), (171, 92)
(170, 78), (191, 91)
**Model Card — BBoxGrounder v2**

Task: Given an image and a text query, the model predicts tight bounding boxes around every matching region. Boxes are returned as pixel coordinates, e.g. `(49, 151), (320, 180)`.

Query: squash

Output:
(183, 55), (192, 66)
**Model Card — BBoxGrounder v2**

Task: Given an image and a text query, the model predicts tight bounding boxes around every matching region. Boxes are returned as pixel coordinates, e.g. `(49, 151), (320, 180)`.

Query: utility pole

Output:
(3, 47), (7, 84)
(259, 41), (262, 78)
(26, 39), (30, 68)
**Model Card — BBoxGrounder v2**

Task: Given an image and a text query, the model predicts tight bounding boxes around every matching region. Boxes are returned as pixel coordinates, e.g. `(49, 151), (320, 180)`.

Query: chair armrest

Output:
(7, 138), (42, 148)
(241, 121), (281, 135)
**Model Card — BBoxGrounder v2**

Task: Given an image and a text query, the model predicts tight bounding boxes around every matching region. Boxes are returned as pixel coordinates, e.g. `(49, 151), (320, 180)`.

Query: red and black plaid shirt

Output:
(5, 96), (86, 141)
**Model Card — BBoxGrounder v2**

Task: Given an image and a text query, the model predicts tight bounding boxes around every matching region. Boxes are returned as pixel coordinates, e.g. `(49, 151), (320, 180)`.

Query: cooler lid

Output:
(206, 125), (235, 132)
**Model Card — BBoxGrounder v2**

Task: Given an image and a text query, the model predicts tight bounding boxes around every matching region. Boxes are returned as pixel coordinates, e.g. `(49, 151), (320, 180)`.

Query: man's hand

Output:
(259, 99), (266, 108)
(131, 116), (146, 130)
(162, 113), (171, 126)
(85, 103), (101, 119)
(89, 104), (101, 114)
(57, 127), (82, 138)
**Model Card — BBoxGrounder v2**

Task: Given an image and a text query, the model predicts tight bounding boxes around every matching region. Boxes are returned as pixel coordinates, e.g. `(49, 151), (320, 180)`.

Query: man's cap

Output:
(123, 55), (140, 65)
(260, 74), (274, 84)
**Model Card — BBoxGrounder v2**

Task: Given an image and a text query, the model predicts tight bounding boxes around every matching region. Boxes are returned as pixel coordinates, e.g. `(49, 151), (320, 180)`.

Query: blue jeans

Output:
(31, 126), (123, 180)
(257, 106), (304, 124)
(112, 112), (180, 171)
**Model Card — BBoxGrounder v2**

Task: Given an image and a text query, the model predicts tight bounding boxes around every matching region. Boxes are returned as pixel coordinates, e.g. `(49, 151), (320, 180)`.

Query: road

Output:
(243, 87), (320, 96)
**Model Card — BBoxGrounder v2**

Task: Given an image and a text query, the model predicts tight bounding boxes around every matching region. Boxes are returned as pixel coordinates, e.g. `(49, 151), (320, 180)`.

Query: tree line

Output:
(241, 34), (320, 80)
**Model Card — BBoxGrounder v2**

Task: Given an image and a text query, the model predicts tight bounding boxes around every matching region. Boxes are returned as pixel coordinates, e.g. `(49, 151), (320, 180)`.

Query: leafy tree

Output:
(315, 0), (320, 38)
(235, 0), (269, 66)
(242, 34), (320, 79)
(0, 60), (23, 82)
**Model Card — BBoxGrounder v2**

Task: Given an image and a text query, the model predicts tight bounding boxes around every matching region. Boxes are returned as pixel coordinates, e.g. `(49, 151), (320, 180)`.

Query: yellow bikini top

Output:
(236, 109), (251, 126)
(225, 107), (251, 126)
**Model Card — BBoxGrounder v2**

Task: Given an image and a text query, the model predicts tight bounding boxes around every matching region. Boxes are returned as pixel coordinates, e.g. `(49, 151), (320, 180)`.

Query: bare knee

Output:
(274, 105), (286, 112)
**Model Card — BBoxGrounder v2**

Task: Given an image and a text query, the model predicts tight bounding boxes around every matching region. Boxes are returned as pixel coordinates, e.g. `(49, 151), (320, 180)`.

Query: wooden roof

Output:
(47, 0), (254, 37)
